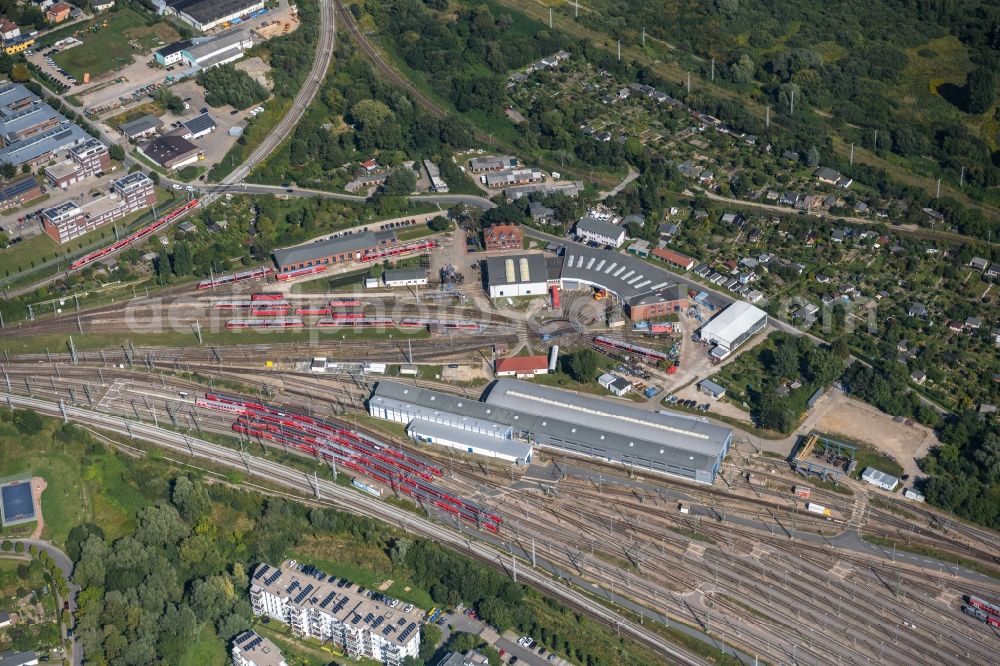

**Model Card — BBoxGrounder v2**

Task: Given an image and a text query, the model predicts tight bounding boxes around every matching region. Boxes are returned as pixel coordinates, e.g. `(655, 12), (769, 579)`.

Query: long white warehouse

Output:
(697, 301), (767, 356)
(367, 379), (733, 484)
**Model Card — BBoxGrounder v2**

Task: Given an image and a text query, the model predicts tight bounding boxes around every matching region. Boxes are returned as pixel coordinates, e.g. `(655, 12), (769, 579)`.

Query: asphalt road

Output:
(3, 392), (710, 666)
(201, 182), (497, 210)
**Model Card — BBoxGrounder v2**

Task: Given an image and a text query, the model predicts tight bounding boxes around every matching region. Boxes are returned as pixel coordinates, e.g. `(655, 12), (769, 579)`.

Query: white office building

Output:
(575, 216), (626, 248)
(250, 562), (422, 666)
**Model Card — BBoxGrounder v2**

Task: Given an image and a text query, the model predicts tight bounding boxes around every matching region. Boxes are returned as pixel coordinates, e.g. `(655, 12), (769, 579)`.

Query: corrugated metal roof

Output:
(696, 302), (767, 349)
(273, 231), (379, 268)
(369, 380), (731, 482)
(406, 421), (531, 461)
(484, 379), (731, 457)
(485, 253), (547, 287)
(0, 124), (88, 166)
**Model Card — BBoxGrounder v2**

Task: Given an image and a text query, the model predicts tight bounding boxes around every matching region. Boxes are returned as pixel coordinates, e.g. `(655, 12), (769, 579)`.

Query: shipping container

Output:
(352, 478), (383, 497)
(806, 502), (831, 517)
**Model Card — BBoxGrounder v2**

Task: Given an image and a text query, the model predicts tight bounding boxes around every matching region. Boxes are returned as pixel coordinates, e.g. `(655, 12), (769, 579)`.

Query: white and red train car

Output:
(71, 199), (200, 270)
(198, 266), (274, 290)
(225, 318), (303, 329)
(398, 318), (480, 331)
(197, 392), (501, 532)
(316, 316), (392, 328)
(276, 265), (327, 282)
(594, 335), (670, 362)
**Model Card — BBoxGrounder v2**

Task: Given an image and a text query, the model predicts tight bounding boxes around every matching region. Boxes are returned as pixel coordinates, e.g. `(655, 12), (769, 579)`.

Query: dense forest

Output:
(919, 411), (1000, 529)
(196, 65), (269, 110)
(371, 0), (571, 115)
(262, 33), (477, 188)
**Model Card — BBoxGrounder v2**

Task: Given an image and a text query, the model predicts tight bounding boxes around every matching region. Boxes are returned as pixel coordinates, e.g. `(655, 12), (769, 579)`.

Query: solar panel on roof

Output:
(319, 591), (336, 608)
(183, 113), (216, 136)
(253, 564), (269, 580)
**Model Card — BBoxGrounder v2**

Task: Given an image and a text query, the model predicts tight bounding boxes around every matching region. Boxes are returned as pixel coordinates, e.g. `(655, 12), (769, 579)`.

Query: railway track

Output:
(4, 359), (1000, 664)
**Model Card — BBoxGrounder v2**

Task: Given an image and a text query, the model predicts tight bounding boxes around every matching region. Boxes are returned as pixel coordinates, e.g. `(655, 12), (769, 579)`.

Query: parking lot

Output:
(0, 169), (126, 237)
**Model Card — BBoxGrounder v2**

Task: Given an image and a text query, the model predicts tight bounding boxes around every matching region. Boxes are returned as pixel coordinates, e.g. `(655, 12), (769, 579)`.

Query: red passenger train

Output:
(276, 265), (327, 282)
(198, 266), (274, 290)
(197, 392), (501, 532)
(225, 318), (303, 329)
(71, 199), (201, 270)
(967, 594), (1000, 618)
(360, 239), (435, 262)
(250, 306), (291, 316)
(594, 335), (670, 362)
(251, 292), (285, 302)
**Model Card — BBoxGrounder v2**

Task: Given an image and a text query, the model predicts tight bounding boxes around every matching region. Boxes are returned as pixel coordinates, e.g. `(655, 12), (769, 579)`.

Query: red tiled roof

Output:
(495, 355), (548, 374)
(651, 247), (694, 268)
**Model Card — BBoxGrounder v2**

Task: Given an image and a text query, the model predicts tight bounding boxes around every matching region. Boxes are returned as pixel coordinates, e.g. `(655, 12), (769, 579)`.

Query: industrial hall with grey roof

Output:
(367, 379), (733, 484)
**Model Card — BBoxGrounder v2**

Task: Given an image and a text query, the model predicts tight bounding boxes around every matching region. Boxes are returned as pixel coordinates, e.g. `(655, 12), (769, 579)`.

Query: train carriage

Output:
(198, 266), (274, 290)
(277, 265), (328, 282)
(71, 199), (201, 270)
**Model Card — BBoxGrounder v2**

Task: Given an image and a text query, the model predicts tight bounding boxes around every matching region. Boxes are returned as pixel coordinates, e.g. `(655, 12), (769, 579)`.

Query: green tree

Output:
(767, 336), (799, 379)
(12, 408), (43, 435)
(349, 99), (398, 151)
(170, 476), (211, 524)
(155, 248), (171, 285)
(383, 167), (417, 196)
(428, 216), (449, 232)
(964, 66), (995, 115)
(418, 622), (442, 662)
(171, 240), (193, 276)
(804, 347), (844, 385)
(565, 348), (600, 382)
(108, 144), (126, 161)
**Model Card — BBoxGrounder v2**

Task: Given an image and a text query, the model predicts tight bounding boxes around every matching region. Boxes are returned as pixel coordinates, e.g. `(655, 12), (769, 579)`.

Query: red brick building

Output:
(483, 223), (523, 252)
(0, 176), (42, 212)
(625, 284), (689, 320)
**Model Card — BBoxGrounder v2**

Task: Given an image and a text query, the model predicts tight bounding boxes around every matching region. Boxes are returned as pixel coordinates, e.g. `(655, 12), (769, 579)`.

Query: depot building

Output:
(367, 379), (733, 483)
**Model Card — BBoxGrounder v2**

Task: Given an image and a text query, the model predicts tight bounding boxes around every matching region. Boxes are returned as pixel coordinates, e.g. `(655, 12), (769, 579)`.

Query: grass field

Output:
(291, 538), (436, 610)
(0, 418), (145, 547)
(51, 9), (179, 82)
(176, 624), (229, 666)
